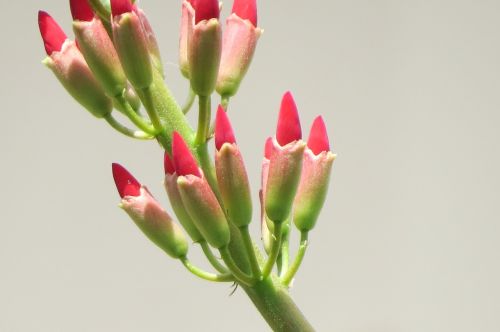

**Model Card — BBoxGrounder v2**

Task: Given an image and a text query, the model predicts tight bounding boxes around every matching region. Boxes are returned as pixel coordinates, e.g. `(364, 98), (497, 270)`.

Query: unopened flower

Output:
(214, 106), (252, 228)
(187, 0), (222, 96)
(216, 0), (262, 98)
(265, 92), (306, 223)
(71, 0), (127, 97)
(110, 0), (153, 89)
(293, 117), (336, 231)
(39, 11), (112, 118)
(172, 133), (230, 249)
(112, 163), (189, 259)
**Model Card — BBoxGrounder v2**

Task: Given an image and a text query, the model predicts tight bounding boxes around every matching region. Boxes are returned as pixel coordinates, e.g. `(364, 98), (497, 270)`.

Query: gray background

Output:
(1, 0), (499, 331)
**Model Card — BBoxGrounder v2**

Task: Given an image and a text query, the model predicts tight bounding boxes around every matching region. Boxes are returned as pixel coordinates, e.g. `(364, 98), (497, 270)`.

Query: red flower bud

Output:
(70, 0), (95, 22)
(110, 0), (134, 16)
(38, 11), (67, 55)
(112, 163), (141, 198)
(276, 91), (302, 146)
(192, 0), (219, 24)
(172, 132), (201, 177)
(164, 152), (176, 175)
(232, 0), (257, 26)
(215, 105), (236, 151)
(308, 116), (330, 155)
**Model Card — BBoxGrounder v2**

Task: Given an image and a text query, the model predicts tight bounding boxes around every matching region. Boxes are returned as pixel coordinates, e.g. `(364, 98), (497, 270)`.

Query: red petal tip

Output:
(164, 152), (176, 175)
(276, 91), (302, 146)
(38, 11), (67, 55)
(192, 0), (220, 24)
(112, 163), (141, 198)
(264, 137), (273, 159)
(232, 0), (257, 26)
(110, 0), (133, 16)
(215, 106), (236, 151)
(172, 132), (201, 177)
(70, 0), (95, 22)
(308, 116), (330, 155)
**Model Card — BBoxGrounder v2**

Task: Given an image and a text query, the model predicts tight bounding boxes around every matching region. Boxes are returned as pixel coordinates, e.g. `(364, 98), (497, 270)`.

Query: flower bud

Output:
(179, 1), (195, 78)
(164, 153), (204, 243)
(172, 133), (230, 249)
(216, 0), (261, 98)
(111, 0), (153, 89)
(39, 11), (112, 118)
(188, 0), (222, 96)
(71, 0), (127, 97)
(135, 7), (164, 75)
(112, 163), (189, 259)
(259, 190), (273, 255)
(293, 117), (336, 231)
(265, 92), (305, 223)
(214, 107), (252, 227)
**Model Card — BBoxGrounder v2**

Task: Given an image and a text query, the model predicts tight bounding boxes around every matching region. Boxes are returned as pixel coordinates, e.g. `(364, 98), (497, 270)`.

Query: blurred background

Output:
(1, 0), (499, 331)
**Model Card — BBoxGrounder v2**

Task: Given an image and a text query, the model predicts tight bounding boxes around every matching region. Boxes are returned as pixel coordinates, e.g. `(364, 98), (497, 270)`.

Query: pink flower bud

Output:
(38, 11), (67, 55)
(293, 117), (336, 231)
(72, 2), (127, 97)
(39, 11), (113, 118)
(172, 132), (202, 178)
(135, 7), (163, 75)
(187, 0), (222, 96)
(265, 92), (306, 223)
(164, 153), (204, 243)
(216, 12), (261, 98)
(214, 107), (252, 227)
(112, 163), (189, 258)
(111, 0), (153, 89)
(70, 0), (95, 22)
(232, 0), (257, 26)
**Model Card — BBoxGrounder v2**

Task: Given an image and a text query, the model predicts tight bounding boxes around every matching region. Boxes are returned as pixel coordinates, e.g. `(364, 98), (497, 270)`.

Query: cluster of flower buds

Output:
(38, 0), (335, 293)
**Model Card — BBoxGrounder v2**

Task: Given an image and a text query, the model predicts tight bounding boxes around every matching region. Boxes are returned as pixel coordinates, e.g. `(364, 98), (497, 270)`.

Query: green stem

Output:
(221, 95), (230, 110)
(195, 95), (211, 147)
(219, 247), (256, 286)
(261, 222), (283, 279)
(278, 221), (290, 277)
(113, 95), (155, 135)
(239, 226), (262, 279)
(104, 114), (153, 140)
(182, 89), (196, 114)
(199, 241), (228, 274)
(281, 232), (309, 287)
(180, 257), (233, 282)
(87, 0), (112, 36)
(242, 278), (315, 332)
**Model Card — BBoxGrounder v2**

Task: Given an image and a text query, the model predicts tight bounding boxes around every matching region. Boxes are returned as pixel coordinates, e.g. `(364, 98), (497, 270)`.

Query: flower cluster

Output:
(38, 0), (335, 329)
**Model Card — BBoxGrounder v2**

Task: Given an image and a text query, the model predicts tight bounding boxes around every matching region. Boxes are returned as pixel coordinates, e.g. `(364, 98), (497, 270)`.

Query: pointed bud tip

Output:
(276, 91), (302, 146)
(110, 0), (133, 16)
(164, 152), (176, 175)
(264, 137), (273, 159)
(232, 0), (257, 26)
(192, 0), (220, 24)
(112, 163), (141, 198)
(38, 11), (67, 55)
(70, 0), (95, 22)
(308, 116), (330, 155)
(215, 106), (236, 150)
(172, 132), (201, 177)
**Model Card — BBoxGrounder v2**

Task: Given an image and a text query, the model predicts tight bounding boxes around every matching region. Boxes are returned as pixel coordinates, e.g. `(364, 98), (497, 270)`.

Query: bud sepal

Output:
(216, 13), (262, 97)
(120, 186), (189, 259)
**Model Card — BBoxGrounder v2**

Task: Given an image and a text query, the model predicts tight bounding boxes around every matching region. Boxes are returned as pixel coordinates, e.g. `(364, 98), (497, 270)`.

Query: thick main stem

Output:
(242, 277), (315, 332)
